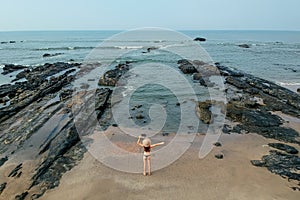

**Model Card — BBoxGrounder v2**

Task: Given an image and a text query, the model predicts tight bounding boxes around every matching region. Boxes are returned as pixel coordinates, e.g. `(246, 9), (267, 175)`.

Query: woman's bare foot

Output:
(143, 172), (146, 176)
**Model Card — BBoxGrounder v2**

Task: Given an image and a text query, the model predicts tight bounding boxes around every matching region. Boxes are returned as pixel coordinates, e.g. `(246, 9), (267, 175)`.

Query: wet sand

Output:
(38, 129), (300, 200)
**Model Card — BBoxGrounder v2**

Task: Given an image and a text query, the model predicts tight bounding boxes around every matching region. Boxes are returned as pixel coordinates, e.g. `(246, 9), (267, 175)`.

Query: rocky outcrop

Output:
(0, 62), (108, 199)
(238, 44), (250, 48)
(1, 64), (28, 75)
(251, 150), (300, 187)
(178, 63), (197, 74)
(42, 53), (64, 58)
(98, 63), (130, 86)
(0, 182), (6, 194)
(0, 156), (8, 167)
(196, 101), (212, 124)
(194, 37), (206, 42)
(268, 143), (298, 154)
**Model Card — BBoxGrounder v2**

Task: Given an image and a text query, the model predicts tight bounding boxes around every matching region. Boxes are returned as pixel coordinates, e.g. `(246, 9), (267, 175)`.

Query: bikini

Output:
(143, 146), (151, 159)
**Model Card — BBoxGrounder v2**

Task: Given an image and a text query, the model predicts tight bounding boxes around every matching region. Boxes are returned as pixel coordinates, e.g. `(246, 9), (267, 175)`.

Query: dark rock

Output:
(225, 76), (249, 89)
(222, 124), (232, 134)
(0, 182), (6, 194)
(252, 150), (300, 184)
(136, 114), (144, 119)
(194, 37), (206, 42)
(177, 59), (192, 65)
(147, 47), (158, 52)
(94, 88), (111, 112)
(199, 78), (208, 87)
(216, 65), (244, 77)
(8, 163), (22, 177)
(232, 125), (244, 134)
(0, 156), (8, 167)
(43, 53), (64, 58)
(268, 143), (298, 154)
(226, 102), (299, 144)
(196, 100), (212, 124)
(226, 103), (282, 127)
(291, 187), (300, 191)
(284, 67), (297, 73)
(250, 160), (266, 167)
(176, 102), (180, 106)
(238, 44), (250, 48)
(1, 41), (8, 44)
(15, 191), (28, 200)
(297, 88), (300, 93)
(43, 53), (51, 57)
(9, 41), (16, 43)
(178, 64), (197, 74)
(0, 63), (78, 123)
(193, 73), (202, 80)
(112, 123), (118, 127)
(215, 154), (223, 159)
(98, 63), (129, 86)
(135, 104), (142, 108)
(31, 123), (82, 189)
(16, 171), (22, 178)
(59, 89), (73, 101)
(31, 193), (44, 199)
(2, 64), (28, 75)
(162, 132), (169, 136)
(213, 142), (222, 147)
(197, 100), (226, 124)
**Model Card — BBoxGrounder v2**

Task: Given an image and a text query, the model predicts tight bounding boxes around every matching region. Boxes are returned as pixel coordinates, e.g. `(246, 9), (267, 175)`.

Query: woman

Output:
(137, 136), (164, 176)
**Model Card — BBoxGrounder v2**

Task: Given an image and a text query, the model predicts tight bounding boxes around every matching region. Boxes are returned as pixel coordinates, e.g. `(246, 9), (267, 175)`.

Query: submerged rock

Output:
(238, 44), (250, 48)
(42, 53), (64, 58)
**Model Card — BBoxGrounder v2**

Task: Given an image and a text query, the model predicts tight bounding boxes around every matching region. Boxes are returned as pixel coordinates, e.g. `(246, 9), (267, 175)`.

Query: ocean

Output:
(0, 30), (299, 135)
(0, 30), (299, 88)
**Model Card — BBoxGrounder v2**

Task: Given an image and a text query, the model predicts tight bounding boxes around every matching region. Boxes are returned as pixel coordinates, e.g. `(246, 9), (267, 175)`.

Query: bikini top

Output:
(144, 146), (151, 152)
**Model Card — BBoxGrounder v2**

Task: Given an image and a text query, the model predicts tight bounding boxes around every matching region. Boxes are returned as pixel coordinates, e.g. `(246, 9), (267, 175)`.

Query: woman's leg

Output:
(143, 157), (147, 176)
(147, 156), (151, 176)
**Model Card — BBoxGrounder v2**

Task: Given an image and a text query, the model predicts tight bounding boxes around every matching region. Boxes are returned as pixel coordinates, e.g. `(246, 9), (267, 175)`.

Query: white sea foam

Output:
(115, 46), (143, 49)
(276, 81), (300, 86)
(160, 43), (187, 49)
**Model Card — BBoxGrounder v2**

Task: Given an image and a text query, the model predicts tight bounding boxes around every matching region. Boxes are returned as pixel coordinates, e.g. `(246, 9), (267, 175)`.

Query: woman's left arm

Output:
(151, 142), (165, 148)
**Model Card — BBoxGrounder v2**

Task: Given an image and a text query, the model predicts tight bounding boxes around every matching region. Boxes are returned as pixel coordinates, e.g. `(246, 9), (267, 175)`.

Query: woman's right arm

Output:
(137, 136), (143, 147)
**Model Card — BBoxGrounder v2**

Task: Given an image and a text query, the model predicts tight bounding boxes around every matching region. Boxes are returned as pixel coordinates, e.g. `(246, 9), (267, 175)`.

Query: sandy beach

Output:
(36, 127), (300, 200)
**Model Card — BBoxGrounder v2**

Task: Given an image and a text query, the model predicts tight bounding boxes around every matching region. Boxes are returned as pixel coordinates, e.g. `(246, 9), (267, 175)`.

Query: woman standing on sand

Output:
(137, 136), (164, 176)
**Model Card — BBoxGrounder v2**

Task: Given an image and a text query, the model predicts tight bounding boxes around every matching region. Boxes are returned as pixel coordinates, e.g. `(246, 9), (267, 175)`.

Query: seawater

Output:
(0, 30), (299, 86)
(0, 30), (299, 133)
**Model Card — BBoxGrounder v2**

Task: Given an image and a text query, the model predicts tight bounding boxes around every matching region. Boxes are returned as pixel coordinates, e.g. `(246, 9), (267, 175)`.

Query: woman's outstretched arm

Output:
(137, 136), (143, 147)
(151, 142), (165, 148)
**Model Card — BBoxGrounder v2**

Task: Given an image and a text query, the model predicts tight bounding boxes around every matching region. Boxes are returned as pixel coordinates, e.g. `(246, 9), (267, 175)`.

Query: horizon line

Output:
(1, 29), (300, 32)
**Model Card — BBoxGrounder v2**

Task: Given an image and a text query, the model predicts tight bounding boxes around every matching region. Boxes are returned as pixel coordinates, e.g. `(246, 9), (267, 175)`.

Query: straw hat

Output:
(142, 138), (151, 147)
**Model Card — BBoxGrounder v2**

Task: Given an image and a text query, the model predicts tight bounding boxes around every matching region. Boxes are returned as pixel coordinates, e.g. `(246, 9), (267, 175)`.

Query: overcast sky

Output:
(0, 0), (299, 31)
